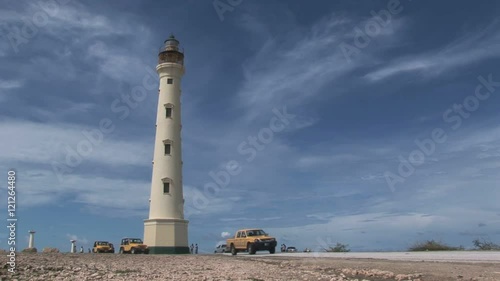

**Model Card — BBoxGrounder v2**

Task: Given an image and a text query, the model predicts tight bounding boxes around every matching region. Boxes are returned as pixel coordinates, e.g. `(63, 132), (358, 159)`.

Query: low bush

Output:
(472, 239), (500, 251)
(324, 242), (351, 252)
(408, 240), (463, 251)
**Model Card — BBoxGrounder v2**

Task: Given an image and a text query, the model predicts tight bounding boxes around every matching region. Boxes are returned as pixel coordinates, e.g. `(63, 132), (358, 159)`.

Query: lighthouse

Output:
(144, 35), (189, 254)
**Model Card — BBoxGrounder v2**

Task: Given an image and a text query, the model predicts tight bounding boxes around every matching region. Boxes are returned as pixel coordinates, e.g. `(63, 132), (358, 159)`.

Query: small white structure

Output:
(28, 230), (36, 248)
(70, 240), (76, 253)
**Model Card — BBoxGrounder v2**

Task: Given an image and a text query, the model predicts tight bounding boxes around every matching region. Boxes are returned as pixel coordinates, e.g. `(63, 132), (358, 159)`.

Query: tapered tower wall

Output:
(144, 35), (189, 254)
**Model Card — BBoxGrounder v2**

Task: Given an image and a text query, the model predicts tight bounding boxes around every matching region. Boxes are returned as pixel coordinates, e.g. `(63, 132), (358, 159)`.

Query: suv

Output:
(226, 229), (277, 255)
(119, 238), (149, 254)
(214, 244), (227, 254)
(93, 241), (114, 253)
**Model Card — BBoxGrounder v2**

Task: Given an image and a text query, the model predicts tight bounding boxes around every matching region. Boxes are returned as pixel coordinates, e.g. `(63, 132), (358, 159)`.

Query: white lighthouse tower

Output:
(144, 35), (189, 254)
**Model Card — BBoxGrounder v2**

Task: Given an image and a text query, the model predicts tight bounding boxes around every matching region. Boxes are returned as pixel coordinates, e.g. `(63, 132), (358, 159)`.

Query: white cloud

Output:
(7, 166), (151, 215)
(66, 234), (89, 245)
(0, 2), (142, 40)
(365, 21), (500, 81)
(232, 12), (409, 122)
(0, 79), (24, 103)
(0, 2), (152, 86)
(296, 154), (364, 168)
(86, 41), (151, 82)
(0, 120), (151, 168)
(0, 79), (24, 89)
(219, 217), (281, 222)
(235, 16), (358, 121)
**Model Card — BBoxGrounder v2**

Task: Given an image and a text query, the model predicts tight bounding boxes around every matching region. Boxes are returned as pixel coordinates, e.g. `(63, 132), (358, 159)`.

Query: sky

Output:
(0, 0), (500, 253)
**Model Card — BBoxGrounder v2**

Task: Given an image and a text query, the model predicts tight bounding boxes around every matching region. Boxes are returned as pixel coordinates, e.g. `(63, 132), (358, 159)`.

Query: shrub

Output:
(408, 240), (463, 251)
(324, 242), (351, 252)
(42, 247), (60, 253)
(22, 247), (38, 253)
(472, 239), (500, 251)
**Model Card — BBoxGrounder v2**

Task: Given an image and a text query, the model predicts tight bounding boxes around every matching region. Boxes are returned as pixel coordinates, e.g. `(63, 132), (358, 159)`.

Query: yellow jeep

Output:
(119, 238), (149, 254)
(93, 241), (114, 253)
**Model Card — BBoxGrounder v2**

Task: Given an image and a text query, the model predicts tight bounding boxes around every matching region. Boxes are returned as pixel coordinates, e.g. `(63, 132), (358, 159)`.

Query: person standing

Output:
(190, 244), (194, 254)
(194, 244), (198, 254)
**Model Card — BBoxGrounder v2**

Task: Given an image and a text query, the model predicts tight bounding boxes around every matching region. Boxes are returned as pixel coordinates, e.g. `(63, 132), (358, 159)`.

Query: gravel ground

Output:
(1, 253), (499, 281)
(262, 251), (500, 263)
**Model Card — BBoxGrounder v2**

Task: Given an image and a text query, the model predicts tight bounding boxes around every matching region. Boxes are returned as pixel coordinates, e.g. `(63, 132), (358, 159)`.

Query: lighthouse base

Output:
(144, 218), (189, 254)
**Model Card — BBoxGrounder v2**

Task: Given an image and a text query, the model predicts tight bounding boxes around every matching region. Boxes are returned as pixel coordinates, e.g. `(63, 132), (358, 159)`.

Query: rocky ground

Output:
(1, 253), (499, 281)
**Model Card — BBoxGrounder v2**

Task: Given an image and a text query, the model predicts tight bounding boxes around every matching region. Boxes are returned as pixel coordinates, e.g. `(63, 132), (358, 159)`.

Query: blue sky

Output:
(1, 0), (500, 253)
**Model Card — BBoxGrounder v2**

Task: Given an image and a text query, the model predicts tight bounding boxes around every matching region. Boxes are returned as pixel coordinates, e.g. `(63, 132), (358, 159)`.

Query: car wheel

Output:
(230, 245), (237, 256)
(269, 247), (275, 254)
(119, 248), (124, 254)
(248, 243), (256, 255)
(131, 248), (136, 254)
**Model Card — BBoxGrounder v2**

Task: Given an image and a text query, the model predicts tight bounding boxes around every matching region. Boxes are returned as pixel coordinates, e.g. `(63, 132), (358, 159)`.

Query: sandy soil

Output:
(1, 253), (499, 281)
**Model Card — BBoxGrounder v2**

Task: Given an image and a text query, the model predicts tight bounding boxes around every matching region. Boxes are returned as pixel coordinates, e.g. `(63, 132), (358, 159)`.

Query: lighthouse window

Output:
(161, 177), (172, 194)
(167, 78), (173, 84)
(163, 182), (170, 193)
(164, 104), (174, 118)
(164, 143), (171, 155)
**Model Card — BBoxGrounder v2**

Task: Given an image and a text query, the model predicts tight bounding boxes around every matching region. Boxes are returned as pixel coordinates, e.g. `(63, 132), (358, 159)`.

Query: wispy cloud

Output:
(9, 167), (150, 211)
(296, 154), (365, 168)
(0, 79), (24, 102)
(365, 21), (500, 81)
(219, 217), (281, 222)
(0, 79), (24, 89)
(86, 41), (151, 82)
(0, 2), (146, 42)
(235, 15), (365, 121)
(0, 120), (152, 167)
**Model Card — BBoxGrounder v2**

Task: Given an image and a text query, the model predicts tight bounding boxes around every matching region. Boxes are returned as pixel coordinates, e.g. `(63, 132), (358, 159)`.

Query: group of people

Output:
(189, 243), (199, 254)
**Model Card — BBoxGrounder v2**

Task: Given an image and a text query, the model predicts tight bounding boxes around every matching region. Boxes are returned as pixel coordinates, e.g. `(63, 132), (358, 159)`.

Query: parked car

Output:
(286, 246), (297, 252)
(92, 241), (114, 253)
(119, 238), (149, 254)
(214, 244), (227, 254)
(226, 229), (277, 255)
